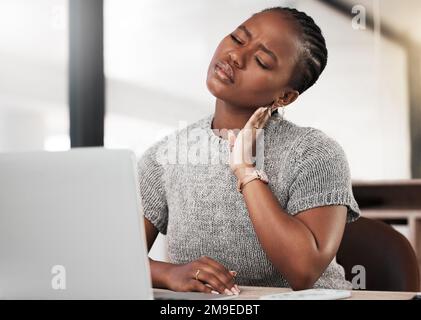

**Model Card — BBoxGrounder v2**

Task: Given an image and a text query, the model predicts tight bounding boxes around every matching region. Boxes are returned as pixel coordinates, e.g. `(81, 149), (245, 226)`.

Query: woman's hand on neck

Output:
(211, 99), (261, 135)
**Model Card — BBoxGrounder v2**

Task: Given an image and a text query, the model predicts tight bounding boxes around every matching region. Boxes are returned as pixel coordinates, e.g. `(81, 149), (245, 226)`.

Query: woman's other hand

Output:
(164, 256), (239, 295)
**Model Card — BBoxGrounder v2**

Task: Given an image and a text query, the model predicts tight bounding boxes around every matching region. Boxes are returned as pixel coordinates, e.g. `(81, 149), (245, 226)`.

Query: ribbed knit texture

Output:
(138, 112), (360, 289)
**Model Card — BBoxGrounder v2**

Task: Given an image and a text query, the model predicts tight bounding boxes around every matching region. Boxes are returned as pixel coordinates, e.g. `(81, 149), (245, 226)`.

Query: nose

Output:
(228, 50), (244, 69)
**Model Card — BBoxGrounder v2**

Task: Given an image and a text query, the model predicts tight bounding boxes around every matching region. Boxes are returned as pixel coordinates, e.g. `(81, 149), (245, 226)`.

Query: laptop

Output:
(0, 148), (236, 300)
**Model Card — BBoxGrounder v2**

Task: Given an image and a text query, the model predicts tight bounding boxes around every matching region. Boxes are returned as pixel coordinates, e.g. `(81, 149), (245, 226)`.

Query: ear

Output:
(276, 89), (299, 107)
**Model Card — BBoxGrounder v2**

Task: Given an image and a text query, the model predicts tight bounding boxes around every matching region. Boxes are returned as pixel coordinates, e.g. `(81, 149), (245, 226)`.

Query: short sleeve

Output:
(287, 129), (360, 223)
(137, 141), (169, 234)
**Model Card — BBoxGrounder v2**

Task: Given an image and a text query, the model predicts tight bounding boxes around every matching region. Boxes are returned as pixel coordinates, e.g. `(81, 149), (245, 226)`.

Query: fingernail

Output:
(224, 288), (233, 296)
(230, 270), (237, 277)
(231, 287), (239, 295)
(211, 290), (220, 295)
(234, 284), (240, 292)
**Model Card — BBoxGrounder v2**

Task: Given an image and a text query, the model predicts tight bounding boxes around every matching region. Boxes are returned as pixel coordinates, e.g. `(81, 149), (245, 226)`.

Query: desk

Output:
(154, 286), (416, 300)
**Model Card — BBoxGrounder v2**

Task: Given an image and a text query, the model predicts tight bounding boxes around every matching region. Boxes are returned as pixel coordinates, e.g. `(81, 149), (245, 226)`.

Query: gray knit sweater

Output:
(138, 112), (360, 289)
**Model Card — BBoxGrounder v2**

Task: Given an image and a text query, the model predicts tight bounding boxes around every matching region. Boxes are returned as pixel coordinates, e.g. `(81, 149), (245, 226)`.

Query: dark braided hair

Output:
(258, 7), (328, 94)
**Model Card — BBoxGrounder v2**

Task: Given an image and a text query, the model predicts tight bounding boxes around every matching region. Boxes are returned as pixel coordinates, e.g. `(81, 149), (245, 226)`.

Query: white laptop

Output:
(0, 148), (236, 300)
(0, 148), (153, 299)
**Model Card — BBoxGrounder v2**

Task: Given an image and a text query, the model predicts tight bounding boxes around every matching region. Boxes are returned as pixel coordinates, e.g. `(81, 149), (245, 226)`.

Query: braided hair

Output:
(258, 7), (328, 94)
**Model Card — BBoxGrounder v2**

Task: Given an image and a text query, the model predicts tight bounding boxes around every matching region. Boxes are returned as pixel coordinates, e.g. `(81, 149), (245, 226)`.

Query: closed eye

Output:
(230, 34), (269, 70)
(230, 34), (243, 45)
(255, 57), (268, 69)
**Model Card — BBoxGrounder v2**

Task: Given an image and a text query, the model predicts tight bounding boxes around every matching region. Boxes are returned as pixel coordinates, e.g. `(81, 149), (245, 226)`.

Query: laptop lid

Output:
(0, 148), (152, 299)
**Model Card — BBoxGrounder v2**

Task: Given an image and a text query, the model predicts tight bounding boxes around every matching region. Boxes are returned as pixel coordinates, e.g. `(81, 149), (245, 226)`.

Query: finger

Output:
(251, 106), (273, 130)
(205, 283), (221, 295)
(203, 265), (236, 291)
(198, 263), (236, 291)
(199, 256), (234, 280)
(196, 269), (230, 294)
(254, 107), (272, 129)
(196, 258), (238, 294)
(244, 107), (265, 129)
(254, 107), (269, 125)
(229, 271), (240, 292)
(208, 270), (240, 294)
(189, 280), (213, 293)
(259, 107), (273, 124)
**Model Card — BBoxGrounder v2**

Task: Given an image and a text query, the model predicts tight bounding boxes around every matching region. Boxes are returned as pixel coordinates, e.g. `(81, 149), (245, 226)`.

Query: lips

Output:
(215, 60), (234, 83)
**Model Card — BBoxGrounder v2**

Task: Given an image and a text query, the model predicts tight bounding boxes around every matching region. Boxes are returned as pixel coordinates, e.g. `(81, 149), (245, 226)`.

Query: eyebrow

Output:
(238, 25), (278, 63)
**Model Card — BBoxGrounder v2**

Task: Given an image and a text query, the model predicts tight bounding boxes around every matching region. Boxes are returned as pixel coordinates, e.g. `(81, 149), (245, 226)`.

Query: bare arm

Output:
(144, 217), (159, 251)
(144, 217), (174, 289)
(228, 107), (348, 290)
(240, 178), (347, 290)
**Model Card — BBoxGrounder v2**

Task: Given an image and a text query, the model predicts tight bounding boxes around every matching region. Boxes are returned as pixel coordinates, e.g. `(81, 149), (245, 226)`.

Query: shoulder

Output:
(269, 118), (346, 162)
(291, 126), (347, 164)
(270, 121), (350, 175)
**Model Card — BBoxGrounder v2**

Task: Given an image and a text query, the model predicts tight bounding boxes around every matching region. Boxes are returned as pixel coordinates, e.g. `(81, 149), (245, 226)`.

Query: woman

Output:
(139, 6), (360, 295)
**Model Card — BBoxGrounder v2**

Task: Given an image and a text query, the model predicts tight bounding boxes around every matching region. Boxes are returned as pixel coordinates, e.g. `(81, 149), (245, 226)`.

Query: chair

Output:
(337, 217), (420, 292)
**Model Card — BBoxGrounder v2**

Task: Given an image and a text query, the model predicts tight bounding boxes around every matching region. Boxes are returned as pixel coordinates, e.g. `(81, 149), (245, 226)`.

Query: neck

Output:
(211, 99), (256, 132)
